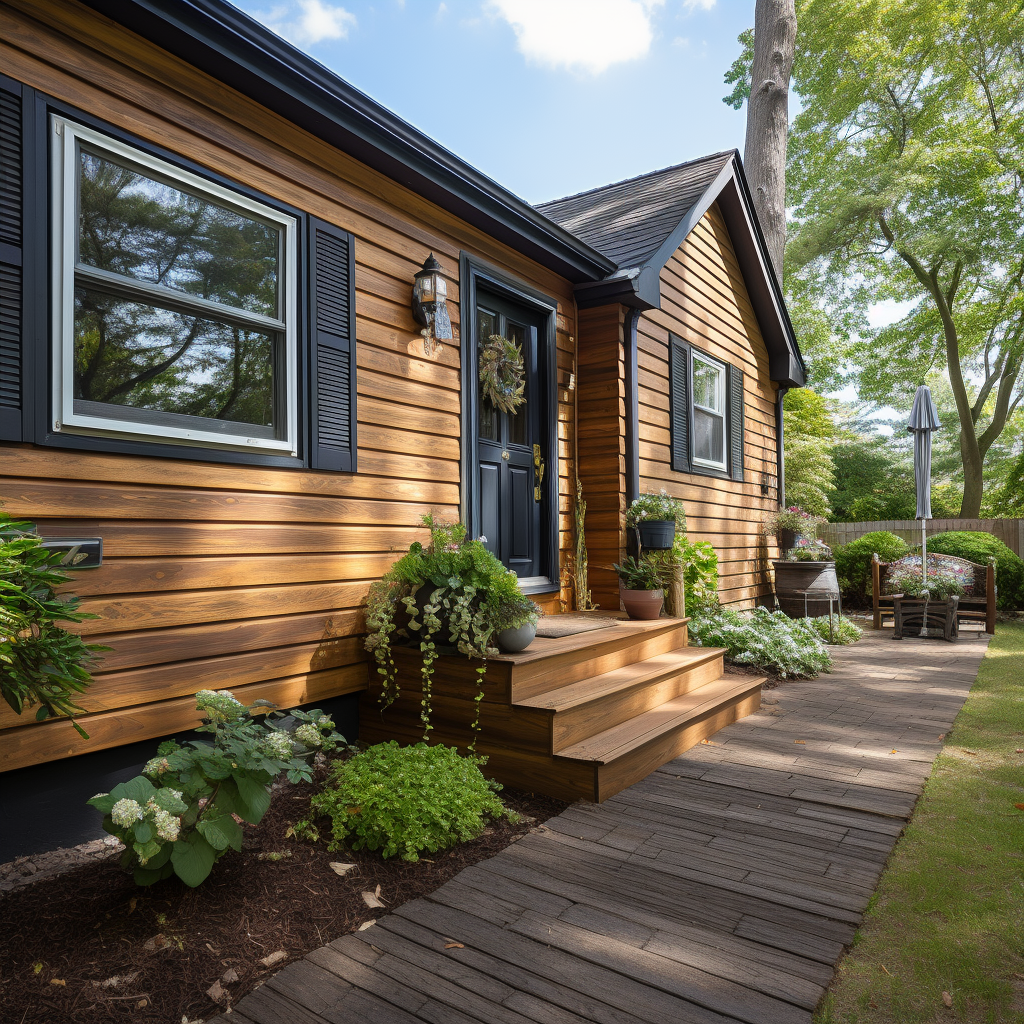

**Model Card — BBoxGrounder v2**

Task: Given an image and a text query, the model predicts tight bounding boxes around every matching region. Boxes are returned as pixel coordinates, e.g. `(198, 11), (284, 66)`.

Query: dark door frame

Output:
(459, 253), (559, 595)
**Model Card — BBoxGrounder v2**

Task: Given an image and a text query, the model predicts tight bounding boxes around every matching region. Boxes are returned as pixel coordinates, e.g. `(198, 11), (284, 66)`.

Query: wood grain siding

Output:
(0, 0), (577, 770)
(576, 304), (626, 612)
(639, 203), (779, 608)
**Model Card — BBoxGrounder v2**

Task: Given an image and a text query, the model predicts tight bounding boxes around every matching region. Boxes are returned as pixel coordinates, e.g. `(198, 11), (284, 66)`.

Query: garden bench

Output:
(872, 553), (995, 634)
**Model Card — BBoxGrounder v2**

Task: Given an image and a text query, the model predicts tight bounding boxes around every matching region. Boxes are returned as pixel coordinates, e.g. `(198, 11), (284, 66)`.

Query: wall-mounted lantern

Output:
(412, 253), (452, 355)
(761, 471), (777, 498)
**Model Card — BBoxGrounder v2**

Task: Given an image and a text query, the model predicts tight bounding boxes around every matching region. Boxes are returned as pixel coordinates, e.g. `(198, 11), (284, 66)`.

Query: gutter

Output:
(775, 386), (789, 507)
(624, 307), (641, 505)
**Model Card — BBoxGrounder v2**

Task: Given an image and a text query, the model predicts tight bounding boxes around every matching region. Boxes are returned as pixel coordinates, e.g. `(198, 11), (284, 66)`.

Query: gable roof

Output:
(538, 152), (805, 387)
(535, 152), (732, 271)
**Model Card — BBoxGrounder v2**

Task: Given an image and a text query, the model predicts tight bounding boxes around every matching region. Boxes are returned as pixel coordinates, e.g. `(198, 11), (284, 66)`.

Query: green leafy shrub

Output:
(808, 615), (862, 645)
(690, 607), (832, 678)
(927, 532), (1024, 610)
(0, 511), (107, 736)
(613, 553), (668, 591)
(88, 691), (346, 887)
(833, 531), (910, 605)
(676, 536), (719, 614)
(296, 741), (516, 861)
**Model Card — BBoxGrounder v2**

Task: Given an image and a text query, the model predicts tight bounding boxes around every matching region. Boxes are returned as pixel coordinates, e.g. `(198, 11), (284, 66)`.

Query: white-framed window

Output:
(51, 116), (298, 455)
(690, 351), (727, 470)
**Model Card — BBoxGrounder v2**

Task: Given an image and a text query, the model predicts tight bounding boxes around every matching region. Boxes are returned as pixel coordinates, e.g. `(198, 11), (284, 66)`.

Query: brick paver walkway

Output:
(224, 628), (990, 1024)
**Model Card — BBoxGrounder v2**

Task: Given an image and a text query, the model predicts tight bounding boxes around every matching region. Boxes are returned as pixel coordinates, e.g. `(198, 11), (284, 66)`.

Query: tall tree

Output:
(782, 388), (836, 517)
(785, 0), (1024, 517)
(740, 0), (797, 282)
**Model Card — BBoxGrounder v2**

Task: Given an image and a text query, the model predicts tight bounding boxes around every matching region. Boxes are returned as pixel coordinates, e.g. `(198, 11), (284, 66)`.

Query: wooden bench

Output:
(872, 553), (995, 634)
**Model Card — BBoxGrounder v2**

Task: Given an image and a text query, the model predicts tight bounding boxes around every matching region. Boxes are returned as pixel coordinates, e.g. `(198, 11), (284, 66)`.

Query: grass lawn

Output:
(817, 623), (1024, 1023)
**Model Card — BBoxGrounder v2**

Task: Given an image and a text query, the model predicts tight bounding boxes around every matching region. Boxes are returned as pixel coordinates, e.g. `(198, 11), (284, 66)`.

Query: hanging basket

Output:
(479, 334), (526, 414)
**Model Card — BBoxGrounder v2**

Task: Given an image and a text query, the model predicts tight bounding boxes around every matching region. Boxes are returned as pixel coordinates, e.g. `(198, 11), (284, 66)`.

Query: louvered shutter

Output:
(669, 335), (691, 473)
(728, 364), (744, 482)
(0, 80), (23, 441)
(308, 217), (357, 472)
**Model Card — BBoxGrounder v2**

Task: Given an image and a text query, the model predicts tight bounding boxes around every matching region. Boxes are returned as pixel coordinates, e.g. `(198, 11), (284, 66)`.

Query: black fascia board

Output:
(78, 0), (616, 284)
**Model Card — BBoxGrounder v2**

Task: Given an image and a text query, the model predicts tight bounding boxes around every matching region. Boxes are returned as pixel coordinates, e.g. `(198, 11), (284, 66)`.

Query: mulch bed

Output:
(0, 775), (566, 1024)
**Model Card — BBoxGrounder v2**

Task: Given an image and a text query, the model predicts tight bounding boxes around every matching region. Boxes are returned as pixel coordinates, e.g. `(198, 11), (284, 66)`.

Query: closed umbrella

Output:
(907, 385), (941, 588)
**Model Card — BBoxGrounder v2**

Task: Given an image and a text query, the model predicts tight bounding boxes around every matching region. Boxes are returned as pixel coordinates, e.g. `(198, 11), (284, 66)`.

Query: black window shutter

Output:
(308, 217), (357, 472)
(728, 364), (745, 482)
(0, 80), (23, 442)
(669, 335), (691, 474)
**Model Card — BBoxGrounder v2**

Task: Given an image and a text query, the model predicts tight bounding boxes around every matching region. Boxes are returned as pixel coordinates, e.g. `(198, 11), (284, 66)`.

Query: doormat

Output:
(535, 615), (620, 639)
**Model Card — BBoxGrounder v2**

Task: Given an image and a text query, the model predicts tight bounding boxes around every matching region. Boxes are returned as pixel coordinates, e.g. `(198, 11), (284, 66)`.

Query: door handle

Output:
(533, 443), (545, 501)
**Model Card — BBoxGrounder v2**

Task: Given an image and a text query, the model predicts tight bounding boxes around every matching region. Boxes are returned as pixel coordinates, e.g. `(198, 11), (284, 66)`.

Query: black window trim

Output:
(6, 83), (358, 472)
(669, 334), (744, 483)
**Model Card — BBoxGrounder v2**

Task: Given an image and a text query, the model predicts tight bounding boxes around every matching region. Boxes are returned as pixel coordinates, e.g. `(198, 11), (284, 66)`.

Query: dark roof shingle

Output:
(535, 152), (734, 270)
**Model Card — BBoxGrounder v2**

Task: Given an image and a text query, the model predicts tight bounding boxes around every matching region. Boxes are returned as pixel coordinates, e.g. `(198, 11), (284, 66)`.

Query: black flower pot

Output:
(637, 519), (675, 550)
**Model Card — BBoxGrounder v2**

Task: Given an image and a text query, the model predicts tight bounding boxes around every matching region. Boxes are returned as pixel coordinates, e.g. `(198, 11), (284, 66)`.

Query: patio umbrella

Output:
(907, 385), (941, 588)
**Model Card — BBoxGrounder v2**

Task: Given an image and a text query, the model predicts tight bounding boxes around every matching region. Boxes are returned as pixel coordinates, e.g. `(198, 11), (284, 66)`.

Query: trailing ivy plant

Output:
(88, 690), (347, 887)
(0, 511), (106, 737)
(365, 515), (534, 749)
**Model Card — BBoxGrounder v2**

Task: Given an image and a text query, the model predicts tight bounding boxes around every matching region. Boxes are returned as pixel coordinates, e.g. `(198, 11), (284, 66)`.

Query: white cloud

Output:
(682, 0), (715, 9)
(263, 0), (356, 46)
(488, 0), (665, 75)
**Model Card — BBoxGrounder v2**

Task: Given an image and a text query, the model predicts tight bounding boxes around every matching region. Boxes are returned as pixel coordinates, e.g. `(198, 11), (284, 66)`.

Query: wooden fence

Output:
(819, 519), (1024, 556)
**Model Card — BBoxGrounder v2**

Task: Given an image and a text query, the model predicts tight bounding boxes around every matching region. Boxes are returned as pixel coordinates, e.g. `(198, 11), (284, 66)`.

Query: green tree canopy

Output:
(783, 0), (1024, 516)
(782, 387), (836, 517)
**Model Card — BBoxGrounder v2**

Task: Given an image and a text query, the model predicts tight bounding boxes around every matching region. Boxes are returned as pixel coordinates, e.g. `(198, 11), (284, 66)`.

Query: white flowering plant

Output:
(88, 690), (347, 887)
(690, 607), (833, 678)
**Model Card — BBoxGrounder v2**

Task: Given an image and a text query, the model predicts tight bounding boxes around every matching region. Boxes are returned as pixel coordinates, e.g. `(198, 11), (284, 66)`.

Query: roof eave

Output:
(77, 0), (617, 283)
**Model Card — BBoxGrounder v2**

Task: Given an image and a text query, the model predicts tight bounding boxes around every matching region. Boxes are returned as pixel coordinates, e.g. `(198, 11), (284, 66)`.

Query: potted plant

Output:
(364, 515), (532, 745)
(764, 505), (826, 554)
(773, 540), (839, 619)
(626, 490), (686, 551)
(493, 592), (541, 652)
(887, 560), (965, 640)
(613, 553), (668, 619)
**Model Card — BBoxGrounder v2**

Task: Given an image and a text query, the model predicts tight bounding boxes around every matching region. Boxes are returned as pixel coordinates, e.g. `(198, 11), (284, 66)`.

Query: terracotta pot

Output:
(497, 622), (537, 653)
(637, 520), (675, 550)
(619, 586), (664, 620)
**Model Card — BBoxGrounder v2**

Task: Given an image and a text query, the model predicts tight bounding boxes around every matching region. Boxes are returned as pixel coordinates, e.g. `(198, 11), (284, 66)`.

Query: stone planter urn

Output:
(496, 622), (537, 653)
(773, 560), (840, 619)
(620, 586), (664, 620)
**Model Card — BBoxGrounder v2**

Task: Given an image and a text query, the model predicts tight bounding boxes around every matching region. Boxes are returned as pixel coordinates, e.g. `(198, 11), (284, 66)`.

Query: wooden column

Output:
(576, 304), (627, 611)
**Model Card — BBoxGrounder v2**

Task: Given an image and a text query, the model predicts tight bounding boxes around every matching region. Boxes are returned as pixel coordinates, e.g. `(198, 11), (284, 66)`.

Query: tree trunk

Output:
(743, 0), (797, 284)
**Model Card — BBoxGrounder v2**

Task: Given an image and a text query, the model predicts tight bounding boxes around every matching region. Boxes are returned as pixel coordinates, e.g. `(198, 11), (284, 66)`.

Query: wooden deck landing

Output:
(222, 629), (990, 1024)
(359, 615), (763, 802)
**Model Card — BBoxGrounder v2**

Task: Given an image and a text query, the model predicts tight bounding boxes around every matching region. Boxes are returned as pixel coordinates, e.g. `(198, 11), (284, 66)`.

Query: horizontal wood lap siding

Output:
(0, 0), (578, 769)
(639, 203), (779, 608)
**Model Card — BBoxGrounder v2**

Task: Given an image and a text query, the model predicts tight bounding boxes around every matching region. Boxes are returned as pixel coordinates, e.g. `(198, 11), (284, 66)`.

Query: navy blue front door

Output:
(476, 291), (544, 579)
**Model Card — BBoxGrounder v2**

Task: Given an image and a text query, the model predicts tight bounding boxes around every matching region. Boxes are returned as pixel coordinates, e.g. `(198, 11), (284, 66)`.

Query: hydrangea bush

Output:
(88, 690), (346, 887)
(690, 608), (833, 678)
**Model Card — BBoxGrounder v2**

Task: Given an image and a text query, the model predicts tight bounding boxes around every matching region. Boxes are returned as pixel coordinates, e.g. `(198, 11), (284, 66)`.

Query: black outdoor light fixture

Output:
(411, 253), (452, 355)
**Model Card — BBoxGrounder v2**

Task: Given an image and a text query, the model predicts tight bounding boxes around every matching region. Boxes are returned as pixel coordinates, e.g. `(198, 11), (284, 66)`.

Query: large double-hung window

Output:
(51, 116), (298, 455)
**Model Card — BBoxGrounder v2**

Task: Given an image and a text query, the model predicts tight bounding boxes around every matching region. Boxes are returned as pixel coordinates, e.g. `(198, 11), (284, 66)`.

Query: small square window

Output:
(51, 117), (298, 455)
(691, 352), (726, 470)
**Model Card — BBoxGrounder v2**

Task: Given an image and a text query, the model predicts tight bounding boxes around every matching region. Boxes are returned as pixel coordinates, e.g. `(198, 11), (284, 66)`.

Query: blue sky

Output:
(238, 0), (755, 205)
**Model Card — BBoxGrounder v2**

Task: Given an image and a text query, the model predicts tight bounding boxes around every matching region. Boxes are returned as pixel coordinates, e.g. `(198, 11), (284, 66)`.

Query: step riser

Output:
(511, 624), (689, 702)
(551, 654), (725, 752)
(594, 688), (763, 802)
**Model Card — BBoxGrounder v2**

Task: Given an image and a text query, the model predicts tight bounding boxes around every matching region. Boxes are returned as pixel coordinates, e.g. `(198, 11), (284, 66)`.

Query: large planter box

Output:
(773, 560), (840, 619)
(893, 595), (960, 642)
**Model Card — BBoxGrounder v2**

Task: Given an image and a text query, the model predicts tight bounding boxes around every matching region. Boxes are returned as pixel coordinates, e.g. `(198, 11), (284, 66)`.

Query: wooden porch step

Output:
(557, 674), (764, 802)
(505, 618), (689, 702)
(516, 647), (726, 752)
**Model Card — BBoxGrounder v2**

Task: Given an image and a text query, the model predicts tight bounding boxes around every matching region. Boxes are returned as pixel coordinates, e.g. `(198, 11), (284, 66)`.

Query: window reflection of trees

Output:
(73, 152), (281, 430)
